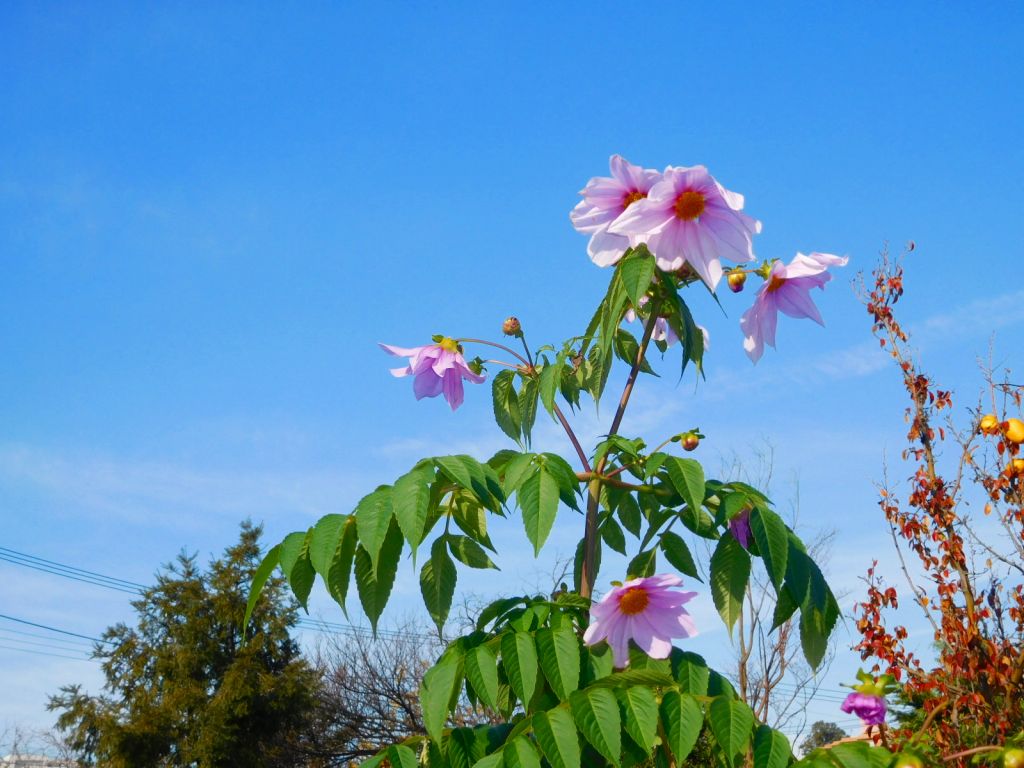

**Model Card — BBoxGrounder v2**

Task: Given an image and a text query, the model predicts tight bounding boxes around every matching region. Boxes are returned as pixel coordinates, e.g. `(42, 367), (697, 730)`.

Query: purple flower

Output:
(570, 155), (662, 267)
(841, 692), (887, 726)
(583, 574), (698, 667)
(380, 338), (485, 411)
(608, 165), (761, 289)
(739, 251), (849, 363)
(728, 508), (752, 549)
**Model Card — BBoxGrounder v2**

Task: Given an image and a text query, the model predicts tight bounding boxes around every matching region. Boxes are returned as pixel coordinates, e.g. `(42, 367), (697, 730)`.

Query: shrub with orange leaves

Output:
(853, 247), (1024, 765)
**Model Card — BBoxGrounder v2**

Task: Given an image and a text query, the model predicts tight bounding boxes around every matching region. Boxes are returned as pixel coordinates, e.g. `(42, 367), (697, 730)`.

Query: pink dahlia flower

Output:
(583, 574), (698, 667)
(739, 251), (849, 364)
(840, 692), (887, 726)
(728, 508), (752, 549)
(570, 155), (662, 267)
(380, 338), (485, 411)
(608, 165), (761, 290)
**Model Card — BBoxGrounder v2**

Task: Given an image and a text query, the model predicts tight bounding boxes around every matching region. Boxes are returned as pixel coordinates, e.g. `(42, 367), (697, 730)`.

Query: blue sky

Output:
(2, 1), (1023, 746)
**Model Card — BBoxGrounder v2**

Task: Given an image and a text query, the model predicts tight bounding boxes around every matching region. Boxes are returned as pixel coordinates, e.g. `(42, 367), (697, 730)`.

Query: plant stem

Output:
(942, 746), (1001, 762)
(556, 405), (592, 473)
(458, 338), (530, 367)
(580, 307), (660, 600)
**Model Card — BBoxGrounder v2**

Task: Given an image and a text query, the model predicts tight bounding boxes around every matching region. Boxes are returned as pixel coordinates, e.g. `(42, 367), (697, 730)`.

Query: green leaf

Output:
(493, 369), (522, 444)
(448, 727), (486, 768)
(471, 754), (505, 768)
(600, 516), (627, 555)
(392, 462), (436, 555)
(503, 737), (541, 768)
(532, 708), (581, 768)
(448, 534), (498, 569)
(536, 627), (580, 699)
(585, 668), (674, 689)
(242, 543), (280, 634)
(465, 644), (500, 710)
(519, 467), (560, 556)
(710, 535), (751, 634)
(708, 697), (755, 766)
(670, 650), (710, 695)
(753, 724), (792, 768)
(538, 360), (560, 417)
(666, 457), (706, 515)
(627, 548), (656, 579)
(421, 537), (458, 632)
(617, 493), (642, 537)
(540, 453), (581, 511)
(660, 690), (703, 764)
(570, 687), (621, 766)
(827, 742), (874, 768)
(519, 376), (539, 447)
(614, 328), (656, 375)
(617, 685), (658, 751)
(421, 653), (463, 745)
(750, 508), (789, 590)
(354, 486), (394, 569)
(354, 519), (403, 633)
(325, 516), (358, 614)
(660, 531), (701, 580)
(279, 529), (315, 610)
(771, 584), (799, 630)
(502, 452), (537, 495)
(620, 248), (656, 309)
(386, 745), (418, 768)
(437, 454), (504, 511)
(309, 514), (347, 576)
(500, 631), (539, 706)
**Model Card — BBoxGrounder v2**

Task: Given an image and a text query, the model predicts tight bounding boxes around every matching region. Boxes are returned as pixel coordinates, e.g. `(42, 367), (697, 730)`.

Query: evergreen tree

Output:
(800, 721), (849, 754)
(49, 521), (316, 767)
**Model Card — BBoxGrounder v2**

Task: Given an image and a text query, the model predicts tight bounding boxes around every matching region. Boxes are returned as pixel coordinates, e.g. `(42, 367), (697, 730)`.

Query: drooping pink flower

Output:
(570, 155), (662, 267)
(583, 574), (698, 667)
(380, 338), (485, 411)
(728, 508), (752, 549)
(739, 251), (849, 363)
(608, 165), (761, 289)
(840, 692), (887, 726)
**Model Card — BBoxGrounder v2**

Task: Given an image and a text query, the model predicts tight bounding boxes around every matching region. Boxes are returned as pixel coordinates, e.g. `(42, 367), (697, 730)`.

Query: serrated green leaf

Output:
(536, 627), (580, 699)
(670, 650), (710, 695)
(500, 631), (539, 706)
(586, 668), (674, 689)
(532, 708), (580, 768)
(309, 514), (347, 576)
(421, 653), (463, 745)
(570, 687), (621, 765)
(519, 467), (560, 556)
(620, 248), (656, 309)
(750, 507), (788, 590)
(617, 685), (658, 751)
(386, 744), (418, 768)
(492, 369), (522, 444)
(448, 534), (498, 569)
(326, 516), (358, 614)
(771, 584), (799, 630)
(627, 548), (656, 579)
(519, 376), (539, 447)
(471, 753), (504, 768)
(540, 453), (581, 511)
(437, 454), (504, 511)
(354, 486), (394, 569)
(279, 529), (315, 610)
(660, 530), (701, 580)
(600, 516), (627, 555)
(753, 724), (792, 768)
(660, 690), (703, 764)
(393, 462), (436, 555)
(710, 535), (751, 634)
(666, 457), (706, 516)
(709, 697), (755, 766)
(617, 493), (642, 537)
(421, 536), (458, 632)
(242, 543), (280, 635)
(538, 360), (560, 417)
(502, 452), (537, 495)
(827, 742), (873, 768)
(354, 519), (403, 633)
(503, 737), (541, 768)
(465, 644), (500, 710)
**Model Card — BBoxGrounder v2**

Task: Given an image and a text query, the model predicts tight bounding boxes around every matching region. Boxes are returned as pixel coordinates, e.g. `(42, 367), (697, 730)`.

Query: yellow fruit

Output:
(1010, 458), (1024, 476)
(1005, 417), (1024, 444)
(980, 413), (999, 434)
(1004, 748), (1024, 768)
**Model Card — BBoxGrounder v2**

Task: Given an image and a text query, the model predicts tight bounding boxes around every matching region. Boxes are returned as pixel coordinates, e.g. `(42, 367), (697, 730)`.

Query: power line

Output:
(0, 546), (146, 589)
(0, 634), (96, 656)
(0, 613), (107, 644)
(0, 642), (95, 662)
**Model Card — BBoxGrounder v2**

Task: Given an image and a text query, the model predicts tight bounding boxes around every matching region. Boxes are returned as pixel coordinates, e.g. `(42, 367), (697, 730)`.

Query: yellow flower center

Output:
(618, 587), (650, 616)
(439, 337), (460, 352)
(674, 190), (706, 221)
(623, 190), (646, 208)
(766, 275), (786, 293)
